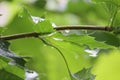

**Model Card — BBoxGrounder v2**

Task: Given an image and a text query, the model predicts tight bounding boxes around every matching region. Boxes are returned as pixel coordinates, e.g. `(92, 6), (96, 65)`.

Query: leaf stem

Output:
(0, 25), (113, 40)
(39, 38), (73, 80)
(108, 6), (119, 27)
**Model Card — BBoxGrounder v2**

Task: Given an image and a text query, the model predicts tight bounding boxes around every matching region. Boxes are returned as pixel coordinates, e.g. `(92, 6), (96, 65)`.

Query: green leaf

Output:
(111, 11), (120, 30)
(0, 57), (8, 69)
(33, 0), (46, 9)
(49, 32), (114, 49)
(10, 38), (71, 80)
(46, 37), (92, 73)
(0, 40), (25, 80)
(103, 1), (118, 14)
(73, 68), (95, 80)
(92, 0), (119, 27)
(45, 32), (114, 75)
(34, 19), (55, 33)
(2, 8), (35, 35)
(113, 27), (120, 34)
(0, 40), (26, 67)
(90, 31), (120, 47)
(0, 69), (24, 80)
(0, 8), (67, 80)
(0, 56), (25, 79)
(67, 0), (108, 25)
(92, 0), (120, 5)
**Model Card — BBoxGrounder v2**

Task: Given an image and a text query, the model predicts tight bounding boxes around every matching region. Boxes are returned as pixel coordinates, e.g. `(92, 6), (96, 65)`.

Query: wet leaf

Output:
(49, 32), (114, 49)
(90, 31), (120, 47)
(34, 19), (55, 34)
(0, 69), (24, 80)
(0, 40), (26, 67)
(73, 68), (95, 80)
(0, 56), (25, 79)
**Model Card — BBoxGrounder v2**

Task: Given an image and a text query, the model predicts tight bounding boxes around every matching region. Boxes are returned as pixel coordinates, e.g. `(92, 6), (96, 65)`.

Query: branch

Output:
(56, 25), (112, 31)
(0, 25), (113, 40)
(0, 32), (39, 40)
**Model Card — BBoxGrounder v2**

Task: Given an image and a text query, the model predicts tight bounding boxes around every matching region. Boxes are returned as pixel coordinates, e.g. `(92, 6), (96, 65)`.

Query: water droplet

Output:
(25, 70), (39, 80)
(65, 30), (70, 33)
(31, 16), (45, 24)
(52, 23), (57, 27)
(85, 48), (100, 57)
(53, 38), (63, 41)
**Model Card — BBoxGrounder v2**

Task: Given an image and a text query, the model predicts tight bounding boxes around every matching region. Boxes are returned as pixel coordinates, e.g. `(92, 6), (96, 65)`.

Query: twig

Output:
(56, 25), (112, 31)
(108, 6), (119, 27)
(0, 25), (113, 40)
(0, 32), (39, 40)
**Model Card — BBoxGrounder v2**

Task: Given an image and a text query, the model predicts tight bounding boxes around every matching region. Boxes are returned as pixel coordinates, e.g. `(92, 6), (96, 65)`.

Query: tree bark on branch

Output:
(0, 25), (113, 40)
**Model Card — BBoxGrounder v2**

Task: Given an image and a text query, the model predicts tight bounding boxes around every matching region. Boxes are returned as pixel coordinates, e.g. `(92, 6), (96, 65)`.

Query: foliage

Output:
(0, 0), (120, 80)
(74, 68), (95, 80)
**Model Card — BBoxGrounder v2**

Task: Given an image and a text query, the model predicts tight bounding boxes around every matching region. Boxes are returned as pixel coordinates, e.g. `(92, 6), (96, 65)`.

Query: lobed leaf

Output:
(44, 37), (92, 74)
(90, 31), (120, 47)
(73, 68), (95, 80)
(92, 0), (120, 5)
(49, 32), (114, 49)
(0, 69), (24, 80)
(34, 19), (55, 34)
(1, 5), (118, 80)
(0, 40), (26, 67)
(0, 57), (25, 79)
(92, 0), (120, 28)
(45, 32), (115, 75)
(10, 38), (71, 80)
(2, 8), (34, 35)
(1, 8), (70, 80)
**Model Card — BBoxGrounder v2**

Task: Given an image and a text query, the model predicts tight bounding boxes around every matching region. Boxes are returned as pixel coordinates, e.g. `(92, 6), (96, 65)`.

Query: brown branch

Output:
(56, 25), (112, 31)
(0, 25), (113, 40)
(0, 32), (39, 40)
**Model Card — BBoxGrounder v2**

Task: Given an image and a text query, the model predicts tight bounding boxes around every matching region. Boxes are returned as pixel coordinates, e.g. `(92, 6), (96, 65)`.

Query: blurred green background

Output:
(0, 0), (120, 80)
